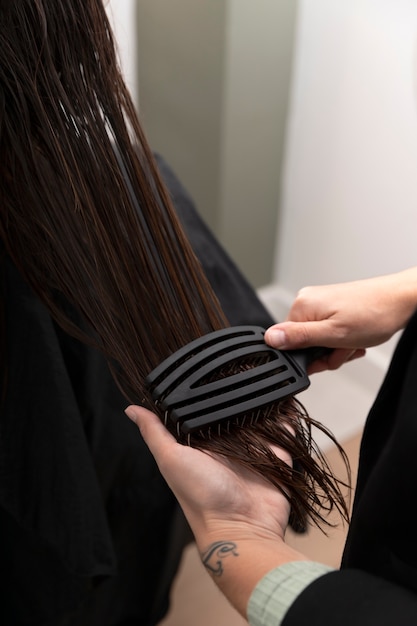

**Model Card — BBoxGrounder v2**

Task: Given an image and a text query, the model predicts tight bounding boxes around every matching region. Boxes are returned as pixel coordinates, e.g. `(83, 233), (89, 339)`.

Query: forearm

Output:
(391, 267), (417, 327)
(313, 267), (417, 340)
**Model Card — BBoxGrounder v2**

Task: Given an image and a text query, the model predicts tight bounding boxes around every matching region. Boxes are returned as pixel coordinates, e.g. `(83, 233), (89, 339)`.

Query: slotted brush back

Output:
(146, 326), (310, 440)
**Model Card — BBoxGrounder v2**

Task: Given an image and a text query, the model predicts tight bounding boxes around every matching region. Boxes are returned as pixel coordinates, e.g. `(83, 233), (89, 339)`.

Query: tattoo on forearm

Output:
(201, 541), (239, 577)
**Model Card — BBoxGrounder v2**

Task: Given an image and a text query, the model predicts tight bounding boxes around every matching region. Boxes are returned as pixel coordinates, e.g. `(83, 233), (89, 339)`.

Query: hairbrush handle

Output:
(286, 347), (333, 373)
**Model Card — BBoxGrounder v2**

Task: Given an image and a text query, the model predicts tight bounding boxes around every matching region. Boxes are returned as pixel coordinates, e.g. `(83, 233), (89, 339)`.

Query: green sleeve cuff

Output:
(247, 561), (335, 626)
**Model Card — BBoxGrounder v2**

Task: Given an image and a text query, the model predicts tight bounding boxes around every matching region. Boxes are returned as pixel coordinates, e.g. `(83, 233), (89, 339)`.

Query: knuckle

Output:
(288, 323), (311, 347)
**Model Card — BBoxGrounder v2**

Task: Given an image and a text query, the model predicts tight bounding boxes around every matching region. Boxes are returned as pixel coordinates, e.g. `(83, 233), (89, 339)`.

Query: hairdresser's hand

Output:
(125, 406), (291, 543)
(125, 405), (306, 618)
(265, 268), (417, 373)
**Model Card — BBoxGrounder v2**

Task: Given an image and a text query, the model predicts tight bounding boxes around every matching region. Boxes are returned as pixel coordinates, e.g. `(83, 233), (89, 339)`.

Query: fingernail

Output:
(266, 329), (287, 348)
(124, 406), (136, 422)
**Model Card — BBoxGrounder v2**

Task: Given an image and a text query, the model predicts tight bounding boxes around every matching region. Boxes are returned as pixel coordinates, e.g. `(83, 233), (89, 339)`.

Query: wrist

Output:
(198, 513), (282, 538)
(189, 514), (287, 558)
(194, 527), (307, 620)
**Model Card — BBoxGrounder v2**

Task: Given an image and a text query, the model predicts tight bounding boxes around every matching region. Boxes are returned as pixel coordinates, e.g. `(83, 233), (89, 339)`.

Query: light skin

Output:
(265, 268), (417, 373)
(124, 405), (307, 619)
(126, 268), (417, 618)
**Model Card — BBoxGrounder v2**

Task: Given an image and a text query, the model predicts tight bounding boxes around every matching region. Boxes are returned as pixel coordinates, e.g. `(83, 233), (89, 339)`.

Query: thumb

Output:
(265, 321), (334, 350)
(125, 404), (176, 460)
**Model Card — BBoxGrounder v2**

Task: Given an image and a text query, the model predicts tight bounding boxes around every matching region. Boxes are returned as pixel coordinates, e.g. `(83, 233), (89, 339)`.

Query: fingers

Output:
(307, 348), (366, 374)
(125, 405), (176, 462)
(265, 321), (336, 350)
(265, 323), (367, 374)
(327, 348), (366, 370)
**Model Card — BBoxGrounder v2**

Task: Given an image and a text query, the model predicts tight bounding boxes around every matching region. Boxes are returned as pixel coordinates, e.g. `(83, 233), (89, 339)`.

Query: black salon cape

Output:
(0, 156), (274, 626)
(282, 310), (417, 625)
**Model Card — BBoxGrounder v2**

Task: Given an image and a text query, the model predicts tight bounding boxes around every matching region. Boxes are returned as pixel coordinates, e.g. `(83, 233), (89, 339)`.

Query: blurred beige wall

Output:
(136, 0), (227, 234)
(136, 0), (298, 287)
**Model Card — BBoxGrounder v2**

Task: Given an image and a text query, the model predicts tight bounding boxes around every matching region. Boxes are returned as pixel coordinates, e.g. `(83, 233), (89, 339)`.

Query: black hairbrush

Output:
(145, 325), (329, 439)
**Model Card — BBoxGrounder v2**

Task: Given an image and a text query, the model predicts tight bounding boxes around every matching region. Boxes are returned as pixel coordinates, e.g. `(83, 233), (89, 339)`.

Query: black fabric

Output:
(0, 156), (274, 625)
(342, 309), (417, 588)
(1, 258), (178, 626)
(282, 311), (417, 623)
(282, 569), (417, 625)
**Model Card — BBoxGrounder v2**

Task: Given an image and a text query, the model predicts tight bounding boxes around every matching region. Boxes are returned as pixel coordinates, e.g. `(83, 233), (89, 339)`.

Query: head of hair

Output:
(0, 0), (350, 532)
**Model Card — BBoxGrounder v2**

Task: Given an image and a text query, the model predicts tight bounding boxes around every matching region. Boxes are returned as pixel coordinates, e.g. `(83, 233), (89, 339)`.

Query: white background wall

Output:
(135, 0), (297, 288)
(255, 0), (417, 442)
(273, 0), (417, 307)
(106, 0), (138, 105)
(218, 0), (297, 288)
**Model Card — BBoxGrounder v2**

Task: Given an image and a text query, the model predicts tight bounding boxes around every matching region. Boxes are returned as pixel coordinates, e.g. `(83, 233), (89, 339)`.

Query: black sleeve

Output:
(282, 569), (417, 626)
(155, 154), (275, 328)
(341, 312), (417, 591)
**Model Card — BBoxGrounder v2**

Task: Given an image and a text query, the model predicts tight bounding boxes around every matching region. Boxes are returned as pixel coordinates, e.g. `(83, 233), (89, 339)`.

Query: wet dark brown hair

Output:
(0, 0), (349, 533)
